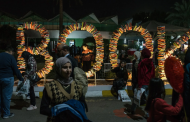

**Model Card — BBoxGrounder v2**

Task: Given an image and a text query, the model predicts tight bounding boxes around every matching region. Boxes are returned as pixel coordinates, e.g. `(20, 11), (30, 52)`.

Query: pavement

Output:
(0, 95), (172, 122)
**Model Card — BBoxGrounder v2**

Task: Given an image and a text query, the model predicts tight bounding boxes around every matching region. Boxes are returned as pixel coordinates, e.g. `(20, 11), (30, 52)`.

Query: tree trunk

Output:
(59, 0), (63, 36)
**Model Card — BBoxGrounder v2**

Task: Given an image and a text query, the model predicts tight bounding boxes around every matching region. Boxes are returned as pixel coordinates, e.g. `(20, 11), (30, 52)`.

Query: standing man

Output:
(57, 43), (78, 77)
(0, 45), (24, 119)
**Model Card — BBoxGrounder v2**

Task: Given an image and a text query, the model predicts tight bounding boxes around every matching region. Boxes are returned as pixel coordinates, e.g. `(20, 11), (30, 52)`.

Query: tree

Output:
(165, 0), (190, 28)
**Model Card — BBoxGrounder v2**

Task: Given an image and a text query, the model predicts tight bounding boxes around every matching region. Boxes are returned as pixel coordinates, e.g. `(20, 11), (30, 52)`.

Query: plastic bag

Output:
(133, 88), (145, 106)
(16, 79), (30, 95)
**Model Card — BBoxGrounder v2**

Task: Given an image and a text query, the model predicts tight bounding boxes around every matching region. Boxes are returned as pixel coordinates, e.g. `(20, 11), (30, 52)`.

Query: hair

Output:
(5, 45), (14, 52)
(22, 72), (27, 76)
(21, 51), (32, 60)
(119, 60), (127, 69)
(60, 43), (70, 52)
(125, 54), (129, 58)
(145, 78), (165, 111)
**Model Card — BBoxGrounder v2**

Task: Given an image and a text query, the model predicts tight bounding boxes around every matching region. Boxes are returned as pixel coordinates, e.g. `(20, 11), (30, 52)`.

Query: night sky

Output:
(0, 0), (181, 20)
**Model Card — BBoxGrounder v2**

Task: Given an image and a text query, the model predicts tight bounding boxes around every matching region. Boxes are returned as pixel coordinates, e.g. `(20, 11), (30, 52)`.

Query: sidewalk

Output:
(12, 79), (173, 99)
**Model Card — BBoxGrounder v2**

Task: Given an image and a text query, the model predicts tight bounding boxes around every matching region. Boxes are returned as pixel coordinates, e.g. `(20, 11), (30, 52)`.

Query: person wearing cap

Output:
(125, 48), (155, 117)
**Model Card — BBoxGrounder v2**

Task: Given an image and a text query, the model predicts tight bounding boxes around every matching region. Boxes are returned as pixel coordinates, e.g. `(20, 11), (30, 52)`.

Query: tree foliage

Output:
(165, 0), (190, 28)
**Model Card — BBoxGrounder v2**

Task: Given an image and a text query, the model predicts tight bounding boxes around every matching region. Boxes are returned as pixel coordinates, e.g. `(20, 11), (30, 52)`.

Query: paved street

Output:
(0, 96), (172, 122)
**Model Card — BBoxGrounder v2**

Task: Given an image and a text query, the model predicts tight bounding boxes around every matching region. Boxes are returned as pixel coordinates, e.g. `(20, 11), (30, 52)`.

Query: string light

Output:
(58, 22), (104, 78)
(17, 22), (54, 78)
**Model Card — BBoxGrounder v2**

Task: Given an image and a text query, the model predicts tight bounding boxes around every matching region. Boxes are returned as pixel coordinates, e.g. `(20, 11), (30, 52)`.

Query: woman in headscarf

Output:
(132, 51), (141, 93)
(183, 48), (190, 121)
(21, 51), (37, 111)
(40, 57), (90, 122)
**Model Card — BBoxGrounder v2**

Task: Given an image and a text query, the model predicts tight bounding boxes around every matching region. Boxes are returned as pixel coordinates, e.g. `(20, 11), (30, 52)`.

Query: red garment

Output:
(137, 58), (155, 88)
(147, 95), (183, 122)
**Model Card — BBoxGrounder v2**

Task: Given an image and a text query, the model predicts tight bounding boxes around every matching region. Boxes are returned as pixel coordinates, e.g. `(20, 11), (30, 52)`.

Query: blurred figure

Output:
(126, 48), (155, 117)
(125, 54), (131, 63)
(183, 48), (190, 122)
(21, 51), (37, 111)
(132, 51), (141, 93)
(119, 53), (125, 61)
(0, 45), (24, 119)
(145, 78), (183, 122)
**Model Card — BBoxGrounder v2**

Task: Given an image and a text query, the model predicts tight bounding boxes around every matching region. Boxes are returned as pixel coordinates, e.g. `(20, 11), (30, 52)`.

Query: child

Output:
(145, 78), (183, 122)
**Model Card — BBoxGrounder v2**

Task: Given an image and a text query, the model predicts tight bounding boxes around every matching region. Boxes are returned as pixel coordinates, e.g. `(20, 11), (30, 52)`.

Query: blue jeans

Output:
(0, 77), (14, 117)
(131, 85), (149, 112)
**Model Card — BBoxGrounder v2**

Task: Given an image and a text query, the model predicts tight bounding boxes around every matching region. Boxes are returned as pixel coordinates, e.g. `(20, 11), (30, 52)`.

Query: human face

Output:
(83, 46), (87, 50)
(61, 63), (72, 78)
(120, 62), (125, 68)
(57, 48), (66, 57)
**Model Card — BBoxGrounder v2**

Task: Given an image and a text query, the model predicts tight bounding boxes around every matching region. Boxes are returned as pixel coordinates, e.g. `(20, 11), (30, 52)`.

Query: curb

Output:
(11, 85), (173, 99)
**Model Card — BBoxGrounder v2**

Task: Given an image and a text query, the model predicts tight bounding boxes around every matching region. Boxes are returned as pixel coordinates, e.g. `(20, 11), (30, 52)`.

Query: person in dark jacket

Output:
(0, 45), (24, 119)
(112, 60), (128, 97)
(132, 51), (141, 93)
(40, 57), (88, 122)
(125, 54), (131, 63)
(183, 48), (190, 122)
(57, 43), (78, 78)
(21, 51), (37, 111)
(145, 78), (183, 122)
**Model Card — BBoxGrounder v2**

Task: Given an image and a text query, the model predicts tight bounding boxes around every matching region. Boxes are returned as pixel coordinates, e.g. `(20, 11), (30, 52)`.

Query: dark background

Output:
(0, 0), (180, 20)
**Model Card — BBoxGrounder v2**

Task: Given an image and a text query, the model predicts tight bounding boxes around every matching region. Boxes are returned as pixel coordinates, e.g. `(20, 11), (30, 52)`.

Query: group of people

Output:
(1, 41), (190, 121)
(0, 43), (92, 122)
(112, 48), (190, 122)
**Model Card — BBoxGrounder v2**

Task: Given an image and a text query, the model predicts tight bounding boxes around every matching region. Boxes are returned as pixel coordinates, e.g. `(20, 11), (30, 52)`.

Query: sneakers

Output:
(3, 113), (14, 119)
(26, 96), (30, 100)
(27, 105), (37, 111)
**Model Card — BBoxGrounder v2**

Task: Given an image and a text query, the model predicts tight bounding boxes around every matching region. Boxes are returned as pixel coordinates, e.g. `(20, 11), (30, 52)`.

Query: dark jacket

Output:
(0, 52), (23, 81)
(66, 54), (78, 78)
(184, 63), (190, 120)
(51, 99), (91, 122)
(132, 59), (141, 89)
(111, 67), (128, 81)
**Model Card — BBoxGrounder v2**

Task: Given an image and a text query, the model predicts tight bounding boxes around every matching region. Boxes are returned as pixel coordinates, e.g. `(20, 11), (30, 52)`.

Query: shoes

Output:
(26, 96), (30, 100)
(124, 108), (134, 115)
(27, 105), (37, 111)
(3, 113), (14, 119)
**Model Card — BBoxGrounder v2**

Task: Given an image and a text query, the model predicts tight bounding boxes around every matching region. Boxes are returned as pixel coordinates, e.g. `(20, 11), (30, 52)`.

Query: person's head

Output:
(125, 54), (129, 58)
(5, 45), (14, 55)
(184, 48), (190, 67)
(121, 53), (125, 58)
(145, 78), (165, 111)
(82, 44), (88, 51)
(21, 72), (27, 77)
(57, 43), (70, 57)
(141, 48), (151, 59)
(120, 60), (126, 68)
(21, 51), (32, 60)
(134, 51), (141, 60)
(55, 57), (72, 79)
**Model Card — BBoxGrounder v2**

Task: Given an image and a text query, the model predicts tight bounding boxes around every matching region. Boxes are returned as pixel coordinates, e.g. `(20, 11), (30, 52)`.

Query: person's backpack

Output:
(74, 67), (88, 96)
